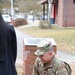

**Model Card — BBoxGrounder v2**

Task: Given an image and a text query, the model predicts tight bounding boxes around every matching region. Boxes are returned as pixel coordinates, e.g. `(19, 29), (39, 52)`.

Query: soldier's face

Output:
(39, 52), (53, 63)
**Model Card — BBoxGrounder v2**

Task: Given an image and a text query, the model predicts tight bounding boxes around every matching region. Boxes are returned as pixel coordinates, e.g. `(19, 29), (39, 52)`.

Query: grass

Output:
(16, 25), (75, 54)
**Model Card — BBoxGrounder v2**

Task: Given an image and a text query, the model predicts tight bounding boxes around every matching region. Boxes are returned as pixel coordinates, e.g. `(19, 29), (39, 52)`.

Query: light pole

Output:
(11, 0), (14, 19)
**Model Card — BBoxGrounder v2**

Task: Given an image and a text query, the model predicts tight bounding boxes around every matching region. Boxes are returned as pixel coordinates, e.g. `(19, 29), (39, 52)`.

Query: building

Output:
(38, 0), (75, 27)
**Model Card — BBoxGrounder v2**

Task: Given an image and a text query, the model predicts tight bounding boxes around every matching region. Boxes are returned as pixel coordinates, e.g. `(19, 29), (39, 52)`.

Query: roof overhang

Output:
(37, 0), (48, 5)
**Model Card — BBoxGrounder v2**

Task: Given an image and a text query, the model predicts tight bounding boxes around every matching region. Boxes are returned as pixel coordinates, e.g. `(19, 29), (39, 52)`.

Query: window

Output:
(73, 0), (75, 3)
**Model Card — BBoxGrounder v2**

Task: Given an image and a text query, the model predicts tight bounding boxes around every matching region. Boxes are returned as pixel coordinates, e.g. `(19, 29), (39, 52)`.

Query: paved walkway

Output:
(15, 28), (33, 75)
(15, 29), (32, 64)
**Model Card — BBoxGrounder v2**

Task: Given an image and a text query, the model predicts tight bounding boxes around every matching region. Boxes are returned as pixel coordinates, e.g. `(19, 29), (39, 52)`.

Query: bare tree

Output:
(16, 0), (42, 13)
(0, 1), (10, 12)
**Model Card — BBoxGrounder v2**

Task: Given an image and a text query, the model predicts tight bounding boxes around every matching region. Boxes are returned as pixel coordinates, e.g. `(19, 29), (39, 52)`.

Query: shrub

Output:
(12, 18), (28, 27)
(39, 20), (51, 29)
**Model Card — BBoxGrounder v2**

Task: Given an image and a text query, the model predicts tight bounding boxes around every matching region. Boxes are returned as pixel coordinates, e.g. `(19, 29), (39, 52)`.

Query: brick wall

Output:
(23, 38), (57, 75)
(65, 0), (75, 27)
(23, 45), (37, 75)
(58, 0), (75, 27)
(58, 0), (64, 27)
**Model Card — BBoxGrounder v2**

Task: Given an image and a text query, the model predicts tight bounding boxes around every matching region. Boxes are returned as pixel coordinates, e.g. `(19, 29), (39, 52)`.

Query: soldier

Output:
(32, 40), (68, 75)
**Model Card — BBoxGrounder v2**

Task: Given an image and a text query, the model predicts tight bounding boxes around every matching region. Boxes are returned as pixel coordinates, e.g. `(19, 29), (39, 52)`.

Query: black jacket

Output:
(0, 12), (17, 75)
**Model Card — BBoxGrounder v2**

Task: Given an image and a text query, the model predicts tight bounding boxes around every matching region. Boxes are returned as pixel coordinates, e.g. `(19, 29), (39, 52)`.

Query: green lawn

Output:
(16, 26), (75, 54)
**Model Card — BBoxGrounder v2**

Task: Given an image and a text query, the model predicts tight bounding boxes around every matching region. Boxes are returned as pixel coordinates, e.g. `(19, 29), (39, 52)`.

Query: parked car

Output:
(13, 15), (25, 20)
(26, 15), (38, 20)
(2, 14), (11, 24)
(26, 15), (33, 20)
(41, 15), (48, 20)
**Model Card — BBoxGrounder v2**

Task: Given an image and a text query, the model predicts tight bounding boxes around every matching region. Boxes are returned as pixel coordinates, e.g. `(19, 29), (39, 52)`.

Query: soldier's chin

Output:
(41, 60), (46, 63)
(41, 60), (50, 64)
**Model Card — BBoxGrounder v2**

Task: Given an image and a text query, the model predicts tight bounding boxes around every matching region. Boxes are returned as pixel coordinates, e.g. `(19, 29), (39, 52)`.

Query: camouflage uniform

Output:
(32, 40), (68, 75)
(32, 56), (68, 75)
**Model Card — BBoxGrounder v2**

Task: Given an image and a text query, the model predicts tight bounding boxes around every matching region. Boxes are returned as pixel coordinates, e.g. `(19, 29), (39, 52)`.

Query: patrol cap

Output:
(35, 40), (52, 56)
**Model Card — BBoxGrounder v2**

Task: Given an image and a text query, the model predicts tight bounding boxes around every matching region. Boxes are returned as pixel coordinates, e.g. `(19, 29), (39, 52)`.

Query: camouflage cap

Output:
(35, 40), (52, 56)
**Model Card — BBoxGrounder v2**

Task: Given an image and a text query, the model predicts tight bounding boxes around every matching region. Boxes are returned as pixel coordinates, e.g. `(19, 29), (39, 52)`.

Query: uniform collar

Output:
(42, 56), (55, 70)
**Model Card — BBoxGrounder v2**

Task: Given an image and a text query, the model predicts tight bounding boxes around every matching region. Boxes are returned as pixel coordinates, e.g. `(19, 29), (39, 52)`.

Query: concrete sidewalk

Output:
(15, 29), (33, 75)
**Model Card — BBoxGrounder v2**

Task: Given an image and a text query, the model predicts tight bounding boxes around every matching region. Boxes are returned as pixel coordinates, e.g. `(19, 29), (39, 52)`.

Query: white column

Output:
(48, 0), (52, 21)
(11, 0), (14, 19)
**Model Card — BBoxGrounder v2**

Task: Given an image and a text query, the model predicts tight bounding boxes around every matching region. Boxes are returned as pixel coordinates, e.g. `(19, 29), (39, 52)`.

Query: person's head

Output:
(35, 40), (55, 64)
(0, 11), (6, 26)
